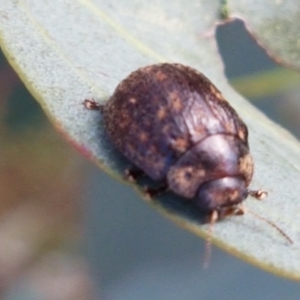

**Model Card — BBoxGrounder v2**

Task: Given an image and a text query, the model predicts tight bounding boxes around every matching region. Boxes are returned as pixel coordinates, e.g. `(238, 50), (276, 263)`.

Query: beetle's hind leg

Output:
(124, 168), (145, 182)
(144, 182), (168, 198)
(83, 99), (104, 113)
(125, 168), (168, 197)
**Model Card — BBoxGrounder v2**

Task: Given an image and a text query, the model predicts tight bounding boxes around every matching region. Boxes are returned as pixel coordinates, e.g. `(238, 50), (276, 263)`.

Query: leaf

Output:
(0, 0), (300, 280)
(226, 0), (300, 69)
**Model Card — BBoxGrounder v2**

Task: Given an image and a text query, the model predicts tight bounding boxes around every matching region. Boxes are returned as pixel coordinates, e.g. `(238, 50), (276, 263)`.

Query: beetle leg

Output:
(124, 168), (145, 182)
(248, 189), (268, 200)
(215, 206), (240, 220)
(83, 99), (104, 112)
(233, 205), (245, 215)
(144, 183), (168, 198)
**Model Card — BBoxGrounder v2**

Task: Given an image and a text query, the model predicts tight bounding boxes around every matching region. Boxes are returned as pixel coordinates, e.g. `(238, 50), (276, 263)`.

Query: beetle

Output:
(84, 63), (291, 245)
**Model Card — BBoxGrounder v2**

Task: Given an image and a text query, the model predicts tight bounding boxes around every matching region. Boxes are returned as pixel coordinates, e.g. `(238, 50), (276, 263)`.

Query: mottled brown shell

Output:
(103, 63), (252, 193)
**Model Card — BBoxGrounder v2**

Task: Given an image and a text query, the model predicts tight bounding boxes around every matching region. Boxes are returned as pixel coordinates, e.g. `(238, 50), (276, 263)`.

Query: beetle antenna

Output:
(240, 205), (293, 245)
(203, 210), (218, 269)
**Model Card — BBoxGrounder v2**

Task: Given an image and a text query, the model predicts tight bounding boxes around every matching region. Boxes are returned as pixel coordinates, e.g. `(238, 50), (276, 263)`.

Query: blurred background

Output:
(1, 20), (300, 300)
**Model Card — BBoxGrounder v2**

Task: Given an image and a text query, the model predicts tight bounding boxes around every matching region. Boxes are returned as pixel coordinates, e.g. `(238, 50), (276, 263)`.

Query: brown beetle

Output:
(84, 63), (291, 250)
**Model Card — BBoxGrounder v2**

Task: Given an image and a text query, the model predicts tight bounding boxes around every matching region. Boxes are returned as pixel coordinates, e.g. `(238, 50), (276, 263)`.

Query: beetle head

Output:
(196, 176), (248, 213)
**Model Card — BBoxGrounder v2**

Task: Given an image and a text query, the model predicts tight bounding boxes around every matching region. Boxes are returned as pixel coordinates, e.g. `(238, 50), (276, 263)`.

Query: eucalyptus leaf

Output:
(227, 0), (300, 69)
(0, 0), (300, 281)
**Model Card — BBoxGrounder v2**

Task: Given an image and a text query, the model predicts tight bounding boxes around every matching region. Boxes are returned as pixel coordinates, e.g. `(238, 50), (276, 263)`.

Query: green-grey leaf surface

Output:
(227, 0), (300, 69)
(0, 0), (300, 280)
